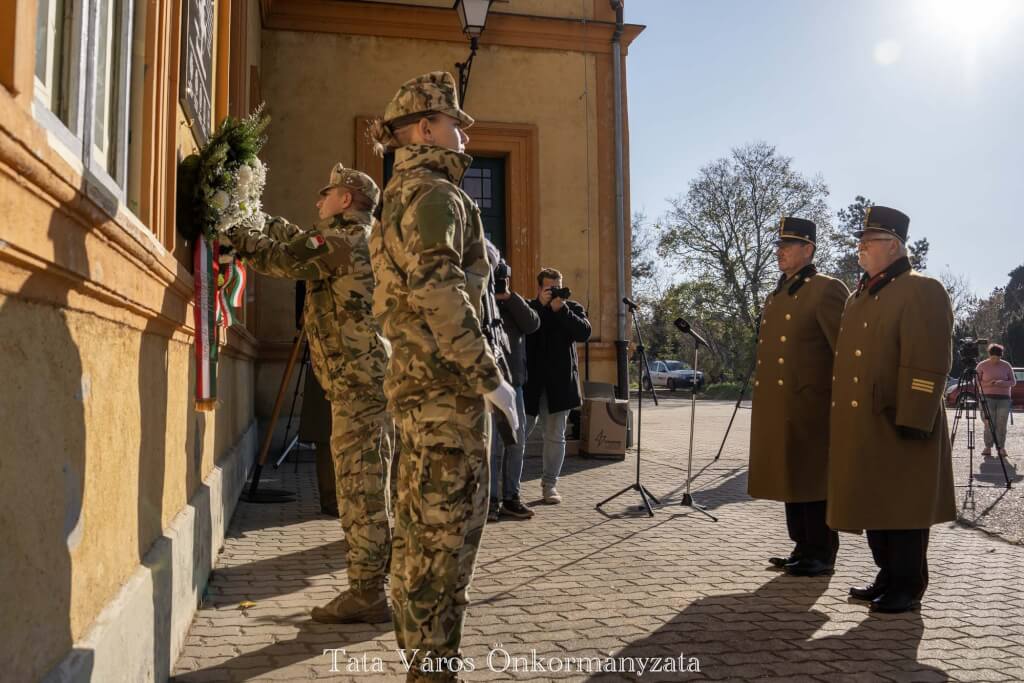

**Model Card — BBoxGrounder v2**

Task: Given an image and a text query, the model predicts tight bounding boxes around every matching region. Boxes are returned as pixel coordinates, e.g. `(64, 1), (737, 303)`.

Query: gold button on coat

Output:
(785, 314), (791, 320)
(778, 379), (784, 386)
(851, 400), (859, 408)
(780, 335), (787, 342)
(778, 357), (784, 364)
(855, 349), (862, 357)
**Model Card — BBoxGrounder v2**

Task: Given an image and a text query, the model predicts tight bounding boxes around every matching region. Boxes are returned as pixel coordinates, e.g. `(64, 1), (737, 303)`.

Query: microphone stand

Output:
(597, 299), (660, 516)
(675, 319), (718, 522)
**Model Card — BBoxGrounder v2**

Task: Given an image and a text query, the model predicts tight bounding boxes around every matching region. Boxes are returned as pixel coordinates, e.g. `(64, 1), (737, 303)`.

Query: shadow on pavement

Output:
(171, 618), (385, 682)
(589, 573), (947, 682)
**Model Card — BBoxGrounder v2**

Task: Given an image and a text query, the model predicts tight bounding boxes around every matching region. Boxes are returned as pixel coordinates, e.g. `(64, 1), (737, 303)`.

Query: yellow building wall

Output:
(0, 3), (258, 675)
(257, 29), (617, 397)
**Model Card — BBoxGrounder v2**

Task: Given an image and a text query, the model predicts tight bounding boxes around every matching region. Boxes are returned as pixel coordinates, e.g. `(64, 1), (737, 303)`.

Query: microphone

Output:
(674, 317), (710, 348)
(622, 296), (639, 310)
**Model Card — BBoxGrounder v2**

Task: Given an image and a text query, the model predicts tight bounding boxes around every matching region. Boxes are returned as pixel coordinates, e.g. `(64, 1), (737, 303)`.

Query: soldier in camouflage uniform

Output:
(368, 72), (520, 682)
(220, 164), (394, 624)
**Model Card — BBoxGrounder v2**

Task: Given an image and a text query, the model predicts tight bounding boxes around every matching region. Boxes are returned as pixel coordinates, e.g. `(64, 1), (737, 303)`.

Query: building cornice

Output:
(260, 0), (644, 54)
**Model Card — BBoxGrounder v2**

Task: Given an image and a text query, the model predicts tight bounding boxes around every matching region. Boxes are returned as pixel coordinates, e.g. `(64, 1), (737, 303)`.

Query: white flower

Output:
(237, 165), (253, 187)
(211, 191), (230, 210)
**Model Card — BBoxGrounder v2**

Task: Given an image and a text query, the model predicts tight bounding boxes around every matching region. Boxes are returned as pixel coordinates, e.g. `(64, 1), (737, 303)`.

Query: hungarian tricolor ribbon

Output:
(194, 237), (220, 411)
(217, 254), (247, 329)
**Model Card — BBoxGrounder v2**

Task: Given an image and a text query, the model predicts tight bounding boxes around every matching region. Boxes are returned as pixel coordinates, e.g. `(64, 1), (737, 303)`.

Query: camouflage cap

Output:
(382, 71), (474, 129)
(319, 163), (380, 208)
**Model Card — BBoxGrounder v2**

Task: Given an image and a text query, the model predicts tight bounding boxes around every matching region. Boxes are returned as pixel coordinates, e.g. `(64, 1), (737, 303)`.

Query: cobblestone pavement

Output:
(172, 400), (1024, 682)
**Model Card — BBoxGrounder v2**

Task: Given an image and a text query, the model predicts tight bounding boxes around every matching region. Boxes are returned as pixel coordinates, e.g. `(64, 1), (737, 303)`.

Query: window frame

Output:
(32, 0), (135, 209)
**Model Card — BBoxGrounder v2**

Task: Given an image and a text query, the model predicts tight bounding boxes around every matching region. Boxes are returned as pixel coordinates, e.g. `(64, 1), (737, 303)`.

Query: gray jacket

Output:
(498, 292), (540, 386)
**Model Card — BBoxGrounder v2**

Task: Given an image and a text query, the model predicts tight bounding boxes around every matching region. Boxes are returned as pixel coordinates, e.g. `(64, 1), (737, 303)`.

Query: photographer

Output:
(524, 268), (592, 504)
(486, 244), (541, 522)
(977, 343), (1016, 460)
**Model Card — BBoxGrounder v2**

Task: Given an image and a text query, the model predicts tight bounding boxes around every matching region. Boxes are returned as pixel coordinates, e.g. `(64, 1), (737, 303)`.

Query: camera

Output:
(548, 286), (571, 300)
(494, 261), (511, 295)
(956, 337), (988, 367)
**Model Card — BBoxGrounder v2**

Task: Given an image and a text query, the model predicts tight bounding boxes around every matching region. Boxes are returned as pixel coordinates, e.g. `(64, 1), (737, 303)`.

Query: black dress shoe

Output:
(785, 558), (834, 577)
(768, 556), (795, 568)
(849, 583), (887, 601)
(870, 591), (921, 613)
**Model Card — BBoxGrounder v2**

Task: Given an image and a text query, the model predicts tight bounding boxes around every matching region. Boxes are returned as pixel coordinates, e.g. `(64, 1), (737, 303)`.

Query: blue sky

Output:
(624, 0), (1023, 296)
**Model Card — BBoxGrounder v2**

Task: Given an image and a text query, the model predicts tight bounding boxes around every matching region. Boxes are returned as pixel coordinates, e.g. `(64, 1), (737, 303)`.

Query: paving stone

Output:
(171, 401), (1024, 682)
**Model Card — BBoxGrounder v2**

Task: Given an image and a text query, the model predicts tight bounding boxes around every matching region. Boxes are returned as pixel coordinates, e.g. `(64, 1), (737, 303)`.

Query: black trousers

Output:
(784, 500), (839, 563)
(866, 528), (930, 598)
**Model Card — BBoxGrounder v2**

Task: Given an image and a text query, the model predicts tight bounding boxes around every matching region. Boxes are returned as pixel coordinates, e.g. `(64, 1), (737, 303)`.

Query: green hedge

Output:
(699, 382), (752, 400)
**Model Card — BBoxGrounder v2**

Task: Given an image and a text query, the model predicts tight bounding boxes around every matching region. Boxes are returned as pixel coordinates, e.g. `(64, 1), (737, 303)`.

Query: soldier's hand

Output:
(484, 380), (520, 435)
(538, 287), (553, 307)
(551, 296), (565, 312)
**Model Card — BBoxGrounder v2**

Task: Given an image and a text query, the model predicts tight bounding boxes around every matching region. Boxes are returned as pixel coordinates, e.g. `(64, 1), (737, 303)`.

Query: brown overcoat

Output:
(827, 261), (956, 530)
(748, 267), (849, 502)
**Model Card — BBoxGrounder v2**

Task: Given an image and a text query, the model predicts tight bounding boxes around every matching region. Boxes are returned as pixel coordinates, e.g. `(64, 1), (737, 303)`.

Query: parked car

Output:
(645, 359), (705, 391)
(945, 367), (1024, 409)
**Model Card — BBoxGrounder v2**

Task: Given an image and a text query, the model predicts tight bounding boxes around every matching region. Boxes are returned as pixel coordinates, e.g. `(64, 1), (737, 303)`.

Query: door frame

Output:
(355, 117), (539, 296)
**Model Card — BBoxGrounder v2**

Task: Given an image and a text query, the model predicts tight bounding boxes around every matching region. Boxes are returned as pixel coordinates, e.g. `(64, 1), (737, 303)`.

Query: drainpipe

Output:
(611, 0), (629, 399)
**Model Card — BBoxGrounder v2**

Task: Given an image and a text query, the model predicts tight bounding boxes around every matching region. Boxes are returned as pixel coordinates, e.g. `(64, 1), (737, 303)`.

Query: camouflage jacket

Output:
(222, 209), (388, 415)
(370, 144), (501, 414)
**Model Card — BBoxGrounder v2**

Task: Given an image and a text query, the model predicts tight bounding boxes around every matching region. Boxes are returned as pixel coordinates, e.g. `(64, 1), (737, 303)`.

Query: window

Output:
(33, 0), (135, 206)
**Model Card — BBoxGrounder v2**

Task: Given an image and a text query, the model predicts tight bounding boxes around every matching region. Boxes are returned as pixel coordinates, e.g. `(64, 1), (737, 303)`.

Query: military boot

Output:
(310, 582), (391, 624)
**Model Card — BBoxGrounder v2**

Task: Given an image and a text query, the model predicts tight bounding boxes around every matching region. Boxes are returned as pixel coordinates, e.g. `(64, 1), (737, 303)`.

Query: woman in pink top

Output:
(976, 343), (1016, 459)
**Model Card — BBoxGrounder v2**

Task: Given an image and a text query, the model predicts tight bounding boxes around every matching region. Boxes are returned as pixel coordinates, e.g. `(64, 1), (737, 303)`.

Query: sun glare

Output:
(916, 0), (1020, 41)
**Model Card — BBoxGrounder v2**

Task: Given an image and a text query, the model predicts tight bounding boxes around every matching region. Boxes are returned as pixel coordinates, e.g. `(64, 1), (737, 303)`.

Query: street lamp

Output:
(453, 0), (494, 103)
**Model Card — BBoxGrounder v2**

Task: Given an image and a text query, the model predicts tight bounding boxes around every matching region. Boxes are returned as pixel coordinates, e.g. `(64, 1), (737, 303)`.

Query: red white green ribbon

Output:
(217, 257), (247, 329)
(194, 237), (220, 411)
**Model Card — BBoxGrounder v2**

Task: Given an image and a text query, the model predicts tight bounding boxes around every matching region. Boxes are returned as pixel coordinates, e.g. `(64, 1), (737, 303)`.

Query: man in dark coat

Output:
(748, 217), (850, 577)
(486, 244), (541, 521)
(828, 206), (955, 614)
(524, 267), (592, 504)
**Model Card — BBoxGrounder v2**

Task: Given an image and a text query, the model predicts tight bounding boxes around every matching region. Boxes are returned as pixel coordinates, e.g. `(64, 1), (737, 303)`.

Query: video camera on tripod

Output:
(949, 336), (1012, 508)
(956, 336), (989, 369)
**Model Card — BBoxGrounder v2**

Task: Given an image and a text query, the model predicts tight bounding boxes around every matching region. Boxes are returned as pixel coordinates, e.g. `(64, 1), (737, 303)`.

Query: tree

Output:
(1002, 265), (1024, 364)
(643, 279), (754, 383)
(938, 267), (978, 329)
(630, 211), (658, 300)
(968, 288), (1006, 341)
(834, 195), (929, 289)
(908, 237), (929, 271)
(657, 142), (833, 332)
(833, 195), (872, 289)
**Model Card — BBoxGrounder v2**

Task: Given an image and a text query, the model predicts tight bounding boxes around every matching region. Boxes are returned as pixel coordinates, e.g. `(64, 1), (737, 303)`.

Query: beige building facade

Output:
(0, 1), (640, 680)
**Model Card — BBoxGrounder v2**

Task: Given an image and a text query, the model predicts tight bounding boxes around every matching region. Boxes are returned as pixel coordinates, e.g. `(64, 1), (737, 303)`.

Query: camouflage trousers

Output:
(330, 403), (394, 591)
(390, 395), (491, 680)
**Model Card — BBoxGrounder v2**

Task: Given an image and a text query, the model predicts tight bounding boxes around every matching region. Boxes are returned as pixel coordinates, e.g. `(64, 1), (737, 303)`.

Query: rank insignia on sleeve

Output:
(911, 378), (935, 393)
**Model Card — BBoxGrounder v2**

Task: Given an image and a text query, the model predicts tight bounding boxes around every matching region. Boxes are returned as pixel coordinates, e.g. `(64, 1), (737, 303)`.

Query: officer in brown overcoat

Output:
(748, 217), (849, 577)
(828, 206), (955, 614)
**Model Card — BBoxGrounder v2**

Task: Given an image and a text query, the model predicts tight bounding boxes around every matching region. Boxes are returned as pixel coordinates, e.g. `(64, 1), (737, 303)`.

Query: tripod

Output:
(715, 321), (761, 461)
(240, 330), (305, 503)
(596, 302), (660, 517)
(949, 364), (1012, 511)
(274, 341), (311, 470)
(674, 319), (717, 521)
(714, 363), (754, 462)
